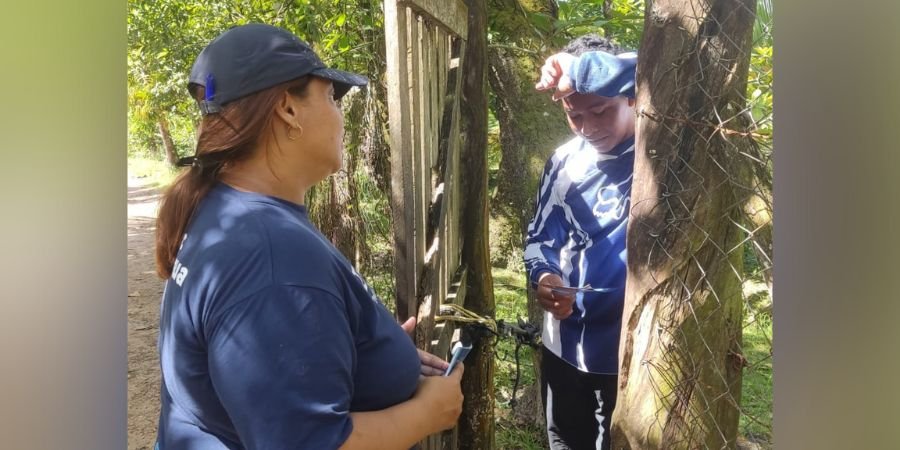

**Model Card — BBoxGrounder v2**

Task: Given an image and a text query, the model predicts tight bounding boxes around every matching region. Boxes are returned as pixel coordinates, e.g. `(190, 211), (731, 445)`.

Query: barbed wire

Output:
(435, 303), (542, 412)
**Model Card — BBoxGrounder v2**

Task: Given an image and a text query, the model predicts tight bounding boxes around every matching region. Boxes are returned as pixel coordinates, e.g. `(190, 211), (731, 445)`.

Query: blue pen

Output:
(205, 74), (216, 101)
(443, 340), (473, 376)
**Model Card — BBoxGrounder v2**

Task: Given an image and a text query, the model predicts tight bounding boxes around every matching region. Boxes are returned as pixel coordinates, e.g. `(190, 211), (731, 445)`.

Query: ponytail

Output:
(154, 168), (219, 278)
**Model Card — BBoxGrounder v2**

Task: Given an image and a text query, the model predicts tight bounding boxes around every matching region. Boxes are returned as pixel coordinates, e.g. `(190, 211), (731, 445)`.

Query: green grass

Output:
(740, 280), (773, 446)
(740, 314), (773, 444)
(128, 156), (180, 189)
(492, 267), (537, 406)
(496, 419), (547, 450)
(492, 267), (546, 449)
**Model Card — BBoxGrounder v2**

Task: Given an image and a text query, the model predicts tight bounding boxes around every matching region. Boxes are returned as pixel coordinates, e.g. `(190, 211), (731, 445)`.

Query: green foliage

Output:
(747, 0), (773, 154)
(748, 44), (773, 140)
(496, 0), (645, 52)
(486, 104), (502, 198)
(556, 0), (644, 49)
(127, 0), (386, 159)
(128, 1), (246, 157)
(753, 0), (773, 44)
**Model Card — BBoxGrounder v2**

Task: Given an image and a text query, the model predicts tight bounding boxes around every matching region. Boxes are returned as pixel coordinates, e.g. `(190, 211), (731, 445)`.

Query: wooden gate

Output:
(385, 0), (469, 365)
(384, 4), (470, 447)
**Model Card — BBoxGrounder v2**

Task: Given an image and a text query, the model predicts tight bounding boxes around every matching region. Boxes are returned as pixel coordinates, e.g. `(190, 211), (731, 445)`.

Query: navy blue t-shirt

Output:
(156, 183), (421, 450)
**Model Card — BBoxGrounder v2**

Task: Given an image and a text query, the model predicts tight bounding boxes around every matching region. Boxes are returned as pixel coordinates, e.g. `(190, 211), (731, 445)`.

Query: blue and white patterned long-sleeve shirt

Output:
(525, 136), (634, 374)
(524, 50), (637, 374)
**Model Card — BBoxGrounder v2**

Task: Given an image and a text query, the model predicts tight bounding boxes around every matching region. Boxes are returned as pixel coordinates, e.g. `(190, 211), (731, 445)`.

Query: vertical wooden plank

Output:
(407, 11), (423, 321)
(423, 21), (433, 177)
(432, 27), (443, 173)
(448, 40), (458, 277)
(426, 24), (442, 309)
(424, 21), (439, 335)
(440, 35), (449, 309)
(437, 28), (449, 304)
(449, 39), (466, 274)
(386, 4), (470, 448)
(410, 12), (429, 450)
(424, 20), (434, 246)
(384, 0), (417, 318)
(445, 45), (456, 276)
(443, 35), (457, 284)
(414, 14), (428, 322)
(443, 31), (451, 307)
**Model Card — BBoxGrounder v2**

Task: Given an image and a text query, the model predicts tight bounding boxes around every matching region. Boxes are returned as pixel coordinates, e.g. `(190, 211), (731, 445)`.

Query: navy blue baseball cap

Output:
(188, 23), (368, 115)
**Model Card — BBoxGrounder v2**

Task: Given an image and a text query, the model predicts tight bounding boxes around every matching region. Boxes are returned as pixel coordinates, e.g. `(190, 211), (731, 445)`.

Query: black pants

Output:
(541, 346), (618, 450)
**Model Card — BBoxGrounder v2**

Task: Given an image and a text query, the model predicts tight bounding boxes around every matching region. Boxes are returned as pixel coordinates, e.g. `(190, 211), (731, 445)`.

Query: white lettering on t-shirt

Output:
(172, 258), (189, 287)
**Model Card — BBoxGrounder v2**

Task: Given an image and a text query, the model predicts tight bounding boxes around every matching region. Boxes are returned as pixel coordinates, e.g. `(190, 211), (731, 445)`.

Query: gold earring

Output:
(287, 123), (303, 141)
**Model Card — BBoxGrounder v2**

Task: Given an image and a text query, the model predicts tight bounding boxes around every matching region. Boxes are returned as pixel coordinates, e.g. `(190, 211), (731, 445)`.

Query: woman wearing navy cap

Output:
(153, 23), (463, 450)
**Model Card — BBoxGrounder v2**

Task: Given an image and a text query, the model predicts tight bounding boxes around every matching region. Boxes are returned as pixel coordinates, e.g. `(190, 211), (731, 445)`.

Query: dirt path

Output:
(127, 175), (164, 450)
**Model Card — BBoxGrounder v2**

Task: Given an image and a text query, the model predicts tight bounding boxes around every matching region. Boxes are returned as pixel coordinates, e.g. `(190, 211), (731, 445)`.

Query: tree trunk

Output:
(308, 91), (370, 268)
(361, 18), (393, 201)
(486, 0), (570, 428)
(322, 173), (360, 264)
(458, 0), (495, 448)
(157, 115), (178, 166)
(612, 0), (756, 448)
(488, 1), (569, 265)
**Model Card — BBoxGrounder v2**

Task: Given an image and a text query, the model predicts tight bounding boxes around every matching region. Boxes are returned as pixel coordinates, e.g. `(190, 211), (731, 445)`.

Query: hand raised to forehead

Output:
(535, 52), (577, 101)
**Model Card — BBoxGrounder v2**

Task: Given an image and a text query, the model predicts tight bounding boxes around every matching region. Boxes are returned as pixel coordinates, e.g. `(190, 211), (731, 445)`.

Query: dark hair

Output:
(154, 77), (312, 279)
(562, 34), (628, 56)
